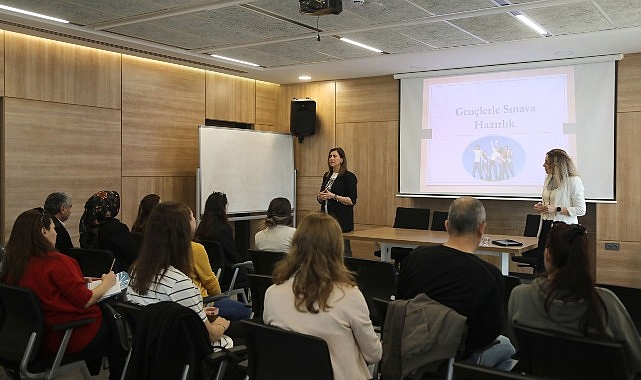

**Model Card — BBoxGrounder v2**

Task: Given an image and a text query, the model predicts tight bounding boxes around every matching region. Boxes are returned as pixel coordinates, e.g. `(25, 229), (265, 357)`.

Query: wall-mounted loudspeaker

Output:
(290, 99), (316, 143)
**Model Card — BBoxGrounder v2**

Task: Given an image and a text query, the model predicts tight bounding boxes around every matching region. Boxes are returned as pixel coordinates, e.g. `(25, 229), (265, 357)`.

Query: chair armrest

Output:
(51, 318), (95, 332)
(232, 261), (254, 271)
(203, 345), (248, 365)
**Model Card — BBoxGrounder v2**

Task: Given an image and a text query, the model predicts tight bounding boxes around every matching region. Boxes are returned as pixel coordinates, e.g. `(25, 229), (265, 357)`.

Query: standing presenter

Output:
(530, 148), (586, 272)
(317, 147), (357, 257)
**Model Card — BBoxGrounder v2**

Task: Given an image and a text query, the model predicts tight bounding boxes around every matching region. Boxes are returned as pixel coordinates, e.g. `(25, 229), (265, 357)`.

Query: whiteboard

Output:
(198, 126), (295, 216)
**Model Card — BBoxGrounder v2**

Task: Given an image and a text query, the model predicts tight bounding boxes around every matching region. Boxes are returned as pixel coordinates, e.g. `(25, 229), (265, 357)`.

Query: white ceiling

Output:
(0, 0), (640, 84)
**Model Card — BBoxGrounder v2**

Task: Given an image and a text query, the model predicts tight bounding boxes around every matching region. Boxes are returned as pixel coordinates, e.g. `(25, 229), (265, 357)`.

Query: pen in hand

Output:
(108, 258), (115, 273)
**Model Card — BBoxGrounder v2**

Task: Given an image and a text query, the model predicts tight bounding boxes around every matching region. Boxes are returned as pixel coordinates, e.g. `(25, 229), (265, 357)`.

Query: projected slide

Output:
(419, 67), (576, 196)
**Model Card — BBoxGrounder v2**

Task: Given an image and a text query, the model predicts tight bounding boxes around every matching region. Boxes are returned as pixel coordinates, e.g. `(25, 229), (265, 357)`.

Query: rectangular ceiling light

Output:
(339, 38), (383, 53)
(514, 13), (549, 36)
(0, 4), (69, 23)
(210, 54), (260, 67)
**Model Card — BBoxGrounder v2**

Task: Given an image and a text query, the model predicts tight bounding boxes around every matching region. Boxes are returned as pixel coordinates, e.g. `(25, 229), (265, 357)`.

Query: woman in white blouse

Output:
(263, 212), (381, 380)
(254, 197), (295, 252)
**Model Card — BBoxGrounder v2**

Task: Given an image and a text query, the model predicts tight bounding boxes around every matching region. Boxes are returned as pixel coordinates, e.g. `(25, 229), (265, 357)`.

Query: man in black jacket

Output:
(397, 196), (515, 371)
(44, 192), (74, 253)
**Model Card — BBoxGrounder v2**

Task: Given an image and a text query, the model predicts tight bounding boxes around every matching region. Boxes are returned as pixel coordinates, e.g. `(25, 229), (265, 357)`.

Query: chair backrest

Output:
(596, 283), (641, 333)
(344, 257), (397, 326)
(67, 247), (115, 278)
(393, 207), (430, 230)
(513, 323), (628, 379)
(248, 249), (286, 276)
(430, 211), (448, 231)
(523, 214), (540, 237)
(199, 240), (225, 279)
(503, 275), (521, 310)
(0, 283), (44, 364)
(246, 274), (274, 319)
(241, 319), (333, 380)
(452, 361), (547, 380)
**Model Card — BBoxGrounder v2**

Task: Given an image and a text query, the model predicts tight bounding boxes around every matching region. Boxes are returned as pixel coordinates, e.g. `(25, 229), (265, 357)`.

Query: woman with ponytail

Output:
(254, 197), (295, 252)
(509, 222), (641, 379)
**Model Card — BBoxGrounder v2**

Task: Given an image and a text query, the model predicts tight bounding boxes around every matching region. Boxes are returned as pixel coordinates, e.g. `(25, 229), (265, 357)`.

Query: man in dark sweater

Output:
(397, 196), (515, 371)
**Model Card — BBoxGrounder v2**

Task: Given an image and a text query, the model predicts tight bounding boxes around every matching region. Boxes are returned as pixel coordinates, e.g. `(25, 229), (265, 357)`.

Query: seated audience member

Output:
(194, 192), (248, 289)
(79, 190), (137, 273)
(130, 193), (160, 234)
(44, 192), (74, 253)
(0, 208), (124, 379)
(509, 222), (641, 379)
(264, 212), (382, 380)
(126, 202), (231, 344)
(397, 196), (515, 371)
(254, 197), (296, 252)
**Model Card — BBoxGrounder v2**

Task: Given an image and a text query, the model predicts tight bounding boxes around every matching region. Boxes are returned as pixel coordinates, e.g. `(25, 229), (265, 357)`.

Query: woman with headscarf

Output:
(79, 190), (137, 273)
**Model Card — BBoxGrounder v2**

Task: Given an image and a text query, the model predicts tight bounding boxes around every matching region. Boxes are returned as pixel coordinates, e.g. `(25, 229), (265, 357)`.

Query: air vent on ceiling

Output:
(299, 0), (342, 16)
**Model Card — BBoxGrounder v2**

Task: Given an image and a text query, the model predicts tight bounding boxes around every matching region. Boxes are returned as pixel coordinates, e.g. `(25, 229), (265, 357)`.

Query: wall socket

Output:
(604, 242), (620, 251)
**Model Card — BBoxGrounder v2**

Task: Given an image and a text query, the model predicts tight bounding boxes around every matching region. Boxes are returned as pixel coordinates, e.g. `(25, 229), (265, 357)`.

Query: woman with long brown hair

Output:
(509, 222), (641, 379)
(264, 212), (381, 380)
(126, 202), (231, 343)
(1, 208), (124, 379)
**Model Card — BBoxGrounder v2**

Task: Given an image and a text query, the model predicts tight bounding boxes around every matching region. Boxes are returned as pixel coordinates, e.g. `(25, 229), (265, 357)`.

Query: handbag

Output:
(100, 302), (132, 352)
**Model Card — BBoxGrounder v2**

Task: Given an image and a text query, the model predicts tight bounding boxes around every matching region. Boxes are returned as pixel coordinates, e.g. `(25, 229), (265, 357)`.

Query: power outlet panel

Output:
(604, 242), (620, 251)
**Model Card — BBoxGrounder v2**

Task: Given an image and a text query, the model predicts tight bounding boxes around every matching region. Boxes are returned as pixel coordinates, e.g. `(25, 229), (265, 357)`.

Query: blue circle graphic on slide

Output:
(463, 136), (525, 182)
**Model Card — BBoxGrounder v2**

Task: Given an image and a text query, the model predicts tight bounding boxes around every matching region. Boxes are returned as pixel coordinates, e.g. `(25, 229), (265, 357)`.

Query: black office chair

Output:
(512, 323), (628, 380)
(111, 301), (245, 380)
(511, 214), (541, 276)
(200, 239), (252, 303)
(381, 207), (430, 267)
(344, 257), (397, 326)
(248, 249), (286, 276)
(0, 283), (99, 380)
(430, 210), (449, 231)
(246, 274), (274, 320)
(66, 247), (115, 278)
(596, 283), (641, 333)
(241, 319), (333, 380)
(452, 362), (549, 380)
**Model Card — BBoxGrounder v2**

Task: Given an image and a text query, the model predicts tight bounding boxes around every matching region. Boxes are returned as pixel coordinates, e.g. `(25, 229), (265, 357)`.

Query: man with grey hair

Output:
(44, 192), (74, 253)
(397, 196), (515, 371)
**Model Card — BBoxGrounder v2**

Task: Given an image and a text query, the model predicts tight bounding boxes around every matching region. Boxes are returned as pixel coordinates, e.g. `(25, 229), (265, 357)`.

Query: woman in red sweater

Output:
(0, 208), (124, 379)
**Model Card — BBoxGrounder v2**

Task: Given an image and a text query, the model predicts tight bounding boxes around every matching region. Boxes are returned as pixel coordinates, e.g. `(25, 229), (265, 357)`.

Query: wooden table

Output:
(343, 227), (538, 275)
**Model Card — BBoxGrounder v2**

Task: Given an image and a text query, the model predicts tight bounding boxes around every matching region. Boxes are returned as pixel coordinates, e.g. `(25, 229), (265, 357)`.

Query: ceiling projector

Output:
(299, 0), (343, 16)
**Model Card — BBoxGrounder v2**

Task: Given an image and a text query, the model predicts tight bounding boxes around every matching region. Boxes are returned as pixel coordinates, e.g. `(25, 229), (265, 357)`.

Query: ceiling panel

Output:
(1, 0), (641, 83)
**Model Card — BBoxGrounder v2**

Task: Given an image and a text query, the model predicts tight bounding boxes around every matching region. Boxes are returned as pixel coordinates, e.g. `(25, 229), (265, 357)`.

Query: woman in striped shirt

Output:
(126, 201), (230, 343)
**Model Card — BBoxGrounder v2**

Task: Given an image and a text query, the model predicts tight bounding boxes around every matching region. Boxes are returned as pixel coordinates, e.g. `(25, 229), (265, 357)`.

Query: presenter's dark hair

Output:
(264, 197), (293, 228)
(1, 208), (56, 284)
(543, 222), (607, 336)
(195, 192), (228, 240)
(326, 147), (347, 176)
(131, 194), (160, 234)
(129, 202), (193, 295)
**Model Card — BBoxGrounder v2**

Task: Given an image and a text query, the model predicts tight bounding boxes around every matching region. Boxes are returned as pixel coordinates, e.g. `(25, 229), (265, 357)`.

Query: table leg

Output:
(501, 252), (509, 275)
(380, 243), (392, 262)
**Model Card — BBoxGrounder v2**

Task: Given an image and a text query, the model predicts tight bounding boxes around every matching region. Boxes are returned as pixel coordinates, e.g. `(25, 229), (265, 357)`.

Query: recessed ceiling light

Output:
(210, 54), (260, 67)
(0, 4), (69, 23)
(299, 75), (312, 81)
(514, 14), (549, 36)
(339, 38), (383, 53)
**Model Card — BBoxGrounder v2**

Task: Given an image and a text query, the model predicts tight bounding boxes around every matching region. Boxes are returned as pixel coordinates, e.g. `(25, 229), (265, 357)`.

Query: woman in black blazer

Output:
(317, 147), (357, 256)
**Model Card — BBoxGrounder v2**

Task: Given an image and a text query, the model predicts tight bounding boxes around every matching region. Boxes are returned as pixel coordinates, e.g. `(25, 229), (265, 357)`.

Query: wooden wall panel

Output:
(121, 56), (205, 177)
(256, 81), (280, 128)
(617, 53), (641, 113)
(279, 82), (336, 177)
(296, 176), (323, 215)
(336, 121), (398, 226)
(0, 30), (5, 96)
(4, 32), (121, 108)
(120, 176), (196, 228)
(206, 72), (255, 123)
(335, 76), (399, 123)
(3, 98), (121, 244)
(598, 112), (641, 241)
(596, 242), (641, 288)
